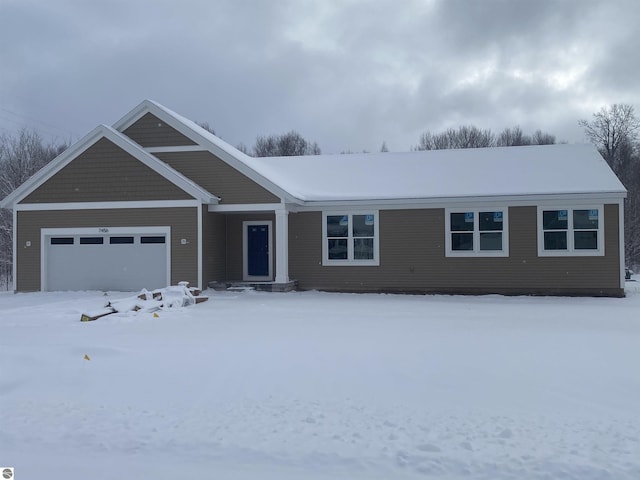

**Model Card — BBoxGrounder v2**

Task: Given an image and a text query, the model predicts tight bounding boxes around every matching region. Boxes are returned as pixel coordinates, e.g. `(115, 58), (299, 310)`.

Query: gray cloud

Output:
(1, 0), (639, 153)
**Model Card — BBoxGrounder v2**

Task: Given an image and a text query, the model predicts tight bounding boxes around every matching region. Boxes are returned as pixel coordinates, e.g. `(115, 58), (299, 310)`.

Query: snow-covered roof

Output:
(115, 100), (626, 204)
(239, 144), (626, 202)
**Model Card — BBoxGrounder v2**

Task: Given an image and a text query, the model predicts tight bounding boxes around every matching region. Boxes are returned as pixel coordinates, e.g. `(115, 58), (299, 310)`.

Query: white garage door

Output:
(44, 228), (169, 292)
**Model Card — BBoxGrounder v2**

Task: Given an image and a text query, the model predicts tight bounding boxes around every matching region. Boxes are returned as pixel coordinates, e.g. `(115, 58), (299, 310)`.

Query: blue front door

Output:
(247, 224), (269, 277)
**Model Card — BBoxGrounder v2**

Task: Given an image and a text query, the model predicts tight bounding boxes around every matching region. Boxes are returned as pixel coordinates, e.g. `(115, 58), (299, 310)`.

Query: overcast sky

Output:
(1, 0), (639, 154)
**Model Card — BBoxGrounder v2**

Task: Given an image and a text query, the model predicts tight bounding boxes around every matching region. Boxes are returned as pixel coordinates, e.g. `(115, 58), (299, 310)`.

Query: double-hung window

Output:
(322, 212), (379, 265)
(445, 208), (508, 257)
(538, 206), (603, 256)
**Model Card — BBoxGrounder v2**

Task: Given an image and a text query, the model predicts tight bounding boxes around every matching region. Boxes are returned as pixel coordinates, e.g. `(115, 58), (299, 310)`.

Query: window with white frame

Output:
(323, 212), (379, 265)
(538, 207), (603, 256)
(446, 208), (508, 257)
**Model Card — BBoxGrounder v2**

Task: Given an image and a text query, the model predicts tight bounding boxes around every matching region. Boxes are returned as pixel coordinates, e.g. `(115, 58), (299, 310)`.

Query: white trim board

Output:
(197, 203), (203, 290)
(292, 192), (627, 212)
(41, 226), (172, 235)
(208, 203), (284, 213)
(619, 199), (626, 288)
(146, 146), (208, 153)
(16, 200), (201, 211)
(12, 209), (17, 292)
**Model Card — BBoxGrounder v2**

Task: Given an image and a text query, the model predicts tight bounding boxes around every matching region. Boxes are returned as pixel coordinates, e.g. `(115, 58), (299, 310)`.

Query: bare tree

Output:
(417, 125), (495, 150)
(579, 104), (640, 268)
(531, 129), (556, 145)
(0, 129), (66, 198)
(0, 129), (67, 288)
(196, 122), (216, 136)
(418, 124), (558, 151)
(416, 131), (451, 150)
(497, 126), (532, 146)
(340, 149), (370, 154)
(579, 104), (640, 169)
(455, 125), (495, 148)
(0, 208), (11, 289)
(253, 131), (321, 157)
(235, 142), (249, 155)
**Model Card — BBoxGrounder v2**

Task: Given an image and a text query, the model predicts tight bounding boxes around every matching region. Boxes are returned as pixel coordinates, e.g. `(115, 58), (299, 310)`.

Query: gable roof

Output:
(239, 143), (627, 203)
(113, 100), (295, 203)
(0, 125), (219, 208)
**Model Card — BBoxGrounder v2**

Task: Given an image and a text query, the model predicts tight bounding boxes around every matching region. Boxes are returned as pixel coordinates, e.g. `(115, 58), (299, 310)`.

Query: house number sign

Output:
(98, 228), (109, 233)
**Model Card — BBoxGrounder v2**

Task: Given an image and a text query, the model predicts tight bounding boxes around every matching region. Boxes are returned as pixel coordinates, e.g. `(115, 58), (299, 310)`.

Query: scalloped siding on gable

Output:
(123, 113), (197, 147)
(21, 138), (193, 203)
(156, 151), (280, 204)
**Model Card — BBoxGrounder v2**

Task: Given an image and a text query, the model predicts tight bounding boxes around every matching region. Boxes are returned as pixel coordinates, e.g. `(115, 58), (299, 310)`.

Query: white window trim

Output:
(537, 205), (605, 257)
(445, 207), (509, 257)
(322, 211), (380, 266)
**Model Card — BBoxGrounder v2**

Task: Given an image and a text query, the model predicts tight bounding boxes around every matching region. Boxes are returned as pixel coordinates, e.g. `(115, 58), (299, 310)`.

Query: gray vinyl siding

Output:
(288, 205), (622, 296)
(123, 113), (197, 147)
(16, 208), (198, 292)
(156, 151), (280, 204)
(20, 138), (192, 204)
(203, 211), (226, 283)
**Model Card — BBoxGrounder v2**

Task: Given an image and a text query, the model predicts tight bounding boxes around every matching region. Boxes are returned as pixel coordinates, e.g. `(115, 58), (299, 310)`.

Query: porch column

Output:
(275, 209), (289, 283)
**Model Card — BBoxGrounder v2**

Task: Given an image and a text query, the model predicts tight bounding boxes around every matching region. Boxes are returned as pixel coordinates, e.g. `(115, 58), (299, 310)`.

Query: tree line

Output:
(1, 106), (640, 288)
(415, 125), (557, 150)
(579, 105), (640, 268)
(0, 130), (67, 288)
(238, 124), (557, 156)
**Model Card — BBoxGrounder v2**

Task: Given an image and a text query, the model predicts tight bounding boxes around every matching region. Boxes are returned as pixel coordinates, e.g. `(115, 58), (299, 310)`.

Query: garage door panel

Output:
(46, 231), (168, 292)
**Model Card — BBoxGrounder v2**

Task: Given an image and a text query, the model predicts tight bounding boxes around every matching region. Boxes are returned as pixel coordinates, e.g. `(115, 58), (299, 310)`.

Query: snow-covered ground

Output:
(1, 285), (639, 480)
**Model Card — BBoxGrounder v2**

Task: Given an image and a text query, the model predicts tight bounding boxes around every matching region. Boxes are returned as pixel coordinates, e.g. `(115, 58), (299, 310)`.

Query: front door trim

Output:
(242, 220), (273, 281)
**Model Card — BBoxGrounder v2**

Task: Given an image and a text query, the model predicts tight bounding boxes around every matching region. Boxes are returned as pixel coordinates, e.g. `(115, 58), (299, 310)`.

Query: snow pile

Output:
(80, 283), (205, 321)
(1, 288), (639, 479)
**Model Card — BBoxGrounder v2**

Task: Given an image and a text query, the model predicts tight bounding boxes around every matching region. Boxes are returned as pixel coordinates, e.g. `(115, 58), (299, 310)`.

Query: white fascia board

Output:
(293, 192), (628, 212)
(145, 145), (208, 153)
(207, 203), (285, 213)
(16, 200), (201, 211)
(113, 100), (300, 205)
(112, 100), (155, 131)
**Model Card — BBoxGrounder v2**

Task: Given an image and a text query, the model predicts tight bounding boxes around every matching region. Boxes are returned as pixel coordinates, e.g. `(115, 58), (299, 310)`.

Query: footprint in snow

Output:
(417, 443), (441, 453)
(459, 441), (473, 451)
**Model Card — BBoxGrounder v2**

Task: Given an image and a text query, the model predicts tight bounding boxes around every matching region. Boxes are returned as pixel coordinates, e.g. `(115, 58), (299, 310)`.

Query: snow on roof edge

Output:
(125, 102), (627, 203)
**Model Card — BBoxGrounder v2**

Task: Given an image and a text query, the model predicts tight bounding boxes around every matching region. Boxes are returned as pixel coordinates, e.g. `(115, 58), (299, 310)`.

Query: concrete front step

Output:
(208, 280), (298, 292)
